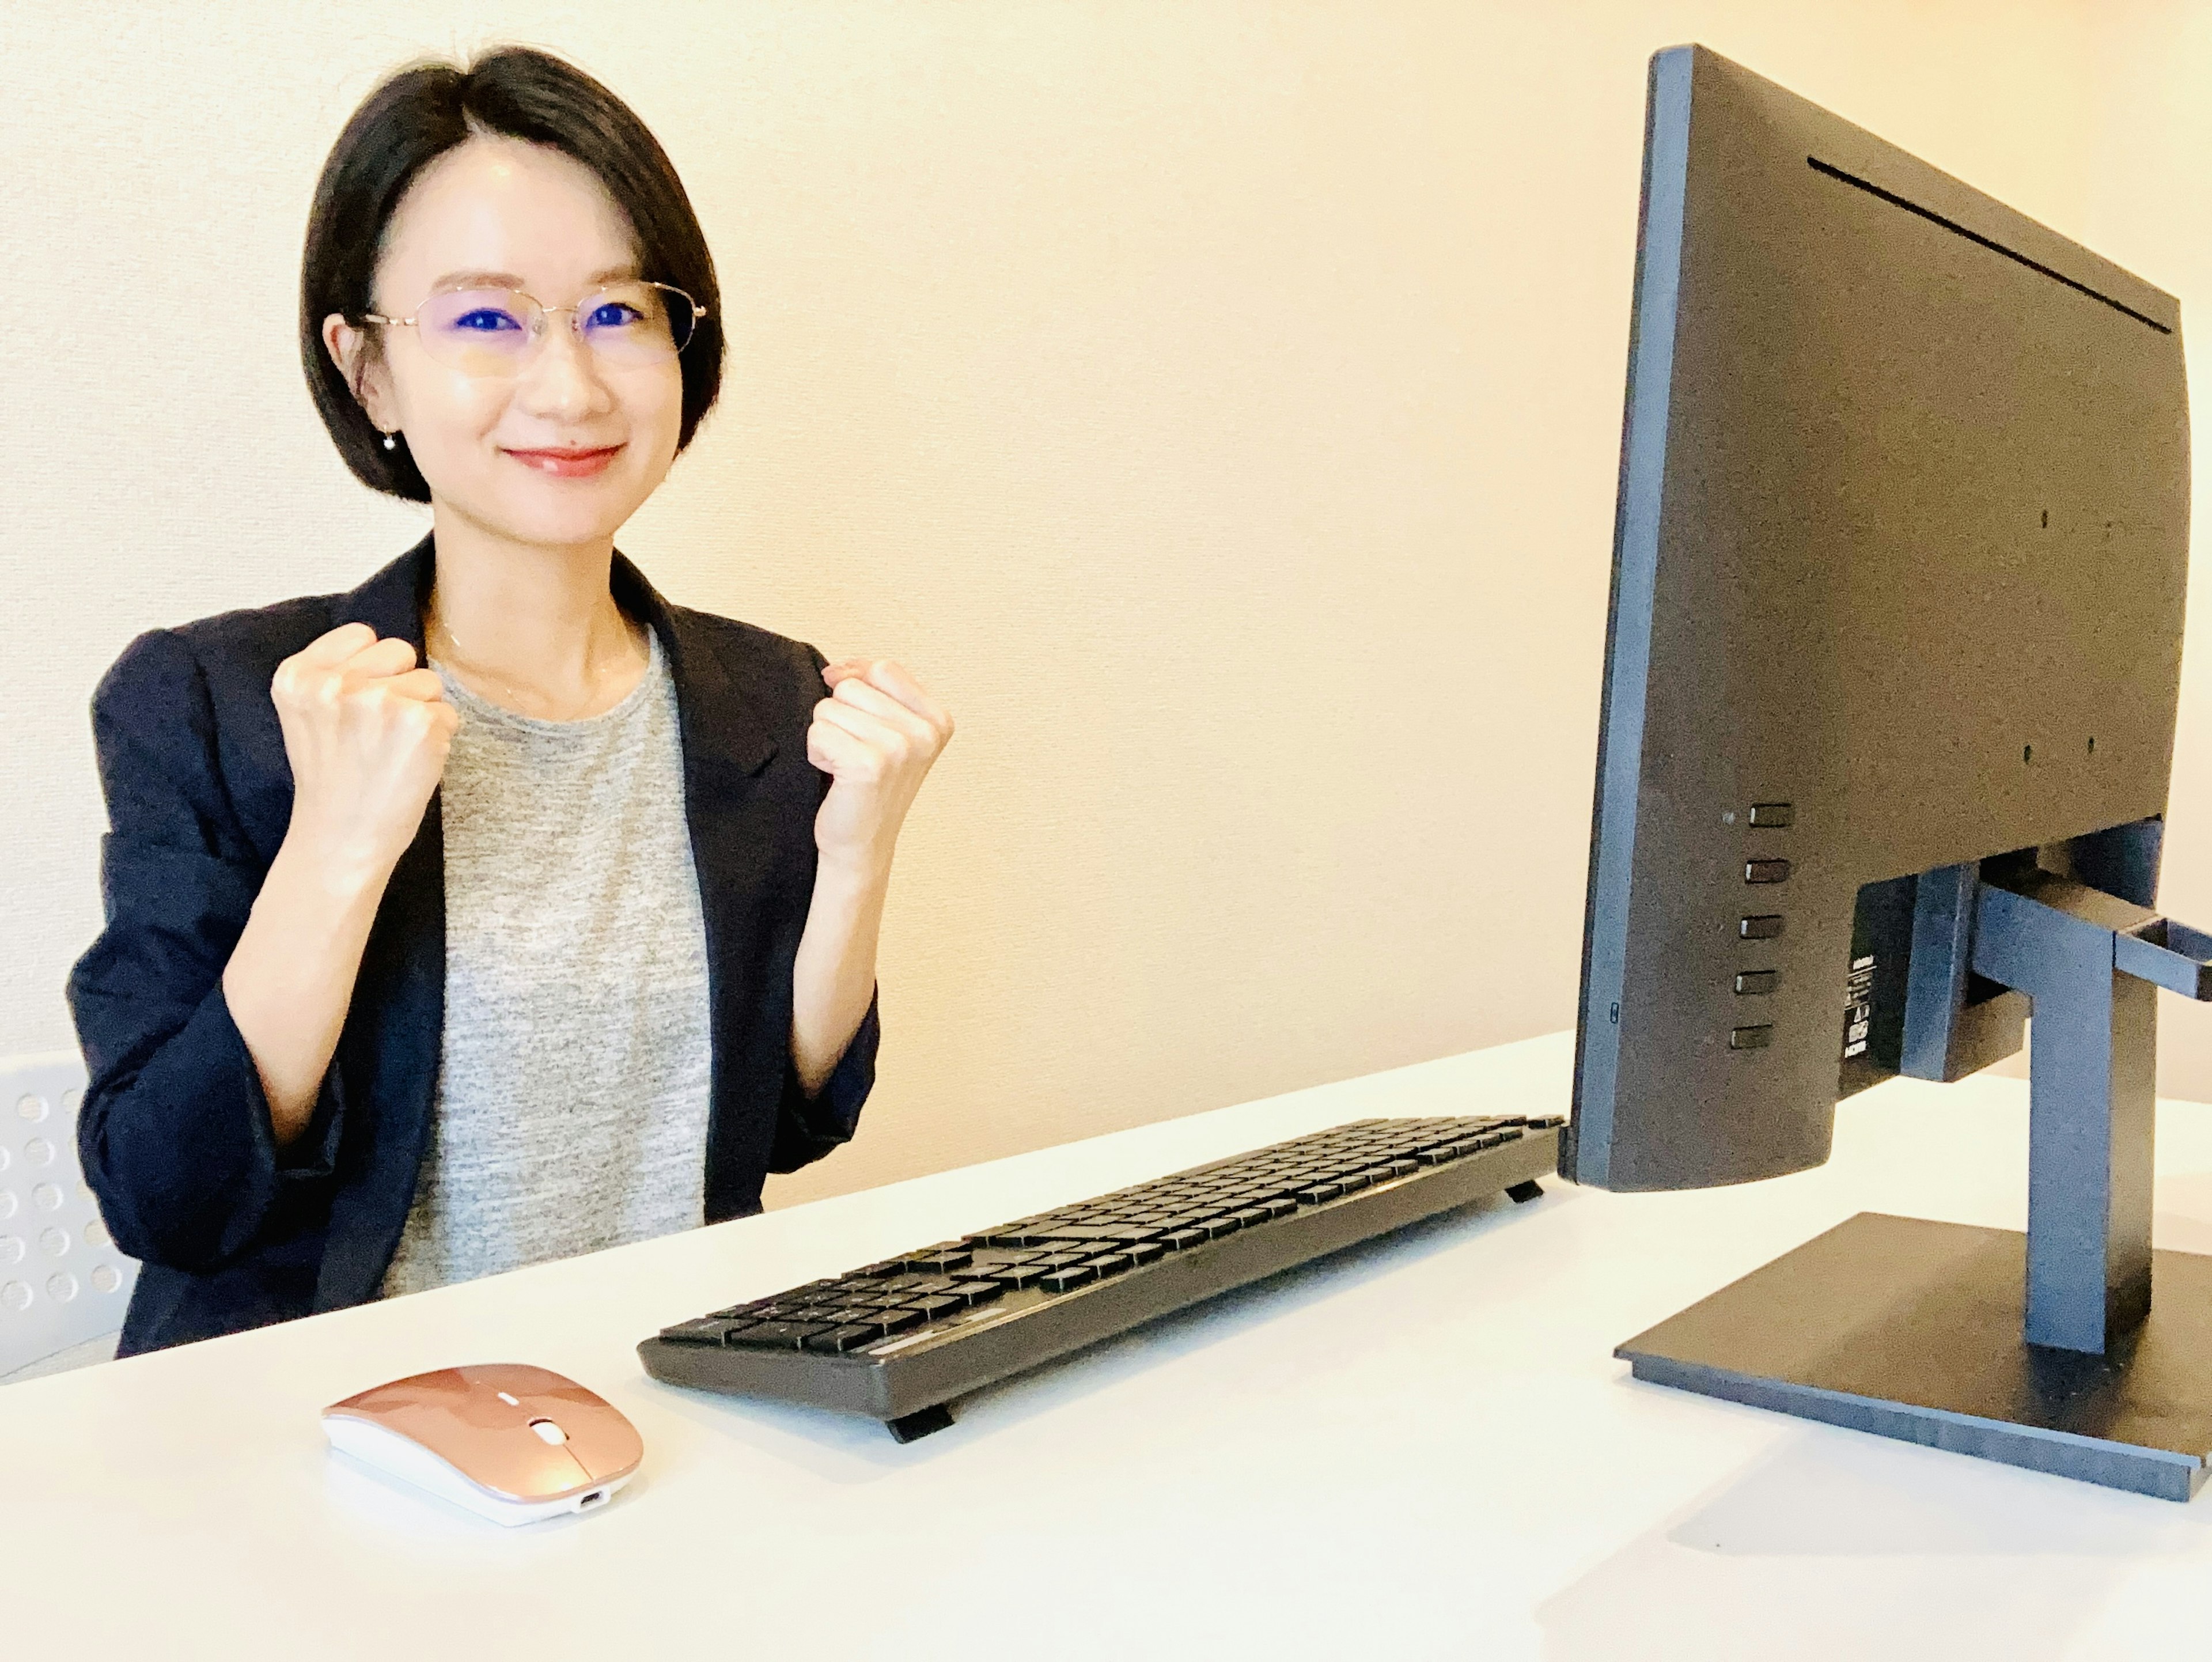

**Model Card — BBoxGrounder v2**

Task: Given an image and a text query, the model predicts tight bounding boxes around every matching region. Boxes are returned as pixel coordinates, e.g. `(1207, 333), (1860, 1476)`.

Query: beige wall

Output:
(2075, 2), (2212, 1099)
(5, 1), (2201, 1212)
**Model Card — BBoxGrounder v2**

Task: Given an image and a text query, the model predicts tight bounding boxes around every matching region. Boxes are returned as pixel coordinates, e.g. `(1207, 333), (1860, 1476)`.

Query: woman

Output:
(66, 46), (950, 1354)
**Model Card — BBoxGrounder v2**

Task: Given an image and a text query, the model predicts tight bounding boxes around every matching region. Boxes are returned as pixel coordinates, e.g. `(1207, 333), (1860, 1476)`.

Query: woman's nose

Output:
(514, 313), (608, 419)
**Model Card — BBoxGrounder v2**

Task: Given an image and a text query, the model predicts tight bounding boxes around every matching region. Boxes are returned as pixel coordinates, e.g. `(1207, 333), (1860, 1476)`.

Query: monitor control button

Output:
(1745, 859), (1792, 884)
(1748, 802), (1795, 827)
(1729, 1025), (1774, 1050)
(1739, 915), (1785, 940)
(1735, 970), (1778, 995)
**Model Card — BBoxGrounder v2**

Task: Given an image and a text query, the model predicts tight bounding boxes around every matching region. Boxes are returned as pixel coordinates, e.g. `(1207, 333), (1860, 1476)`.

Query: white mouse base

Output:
(324, 1416), (634, 1527)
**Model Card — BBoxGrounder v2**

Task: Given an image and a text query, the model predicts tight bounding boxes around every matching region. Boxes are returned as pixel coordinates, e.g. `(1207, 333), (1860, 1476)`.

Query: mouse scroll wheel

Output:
(528, 1418), (569, 1446)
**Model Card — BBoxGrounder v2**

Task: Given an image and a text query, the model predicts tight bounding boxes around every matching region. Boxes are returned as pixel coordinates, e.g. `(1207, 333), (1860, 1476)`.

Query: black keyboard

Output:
(638, 1113), (1563, 1440)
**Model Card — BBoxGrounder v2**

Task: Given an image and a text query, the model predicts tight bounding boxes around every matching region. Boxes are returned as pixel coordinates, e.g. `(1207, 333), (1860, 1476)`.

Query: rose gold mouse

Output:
(322, 1362), (644, 1526)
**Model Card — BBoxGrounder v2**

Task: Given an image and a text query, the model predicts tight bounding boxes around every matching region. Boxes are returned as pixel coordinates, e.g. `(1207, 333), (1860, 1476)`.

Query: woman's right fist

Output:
(269, 621), (460, 881)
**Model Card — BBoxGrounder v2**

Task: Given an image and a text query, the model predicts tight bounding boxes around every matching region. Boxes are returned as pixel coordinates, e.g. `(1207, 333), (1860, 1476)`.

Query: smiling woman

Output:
(65, 47), (953, 1354)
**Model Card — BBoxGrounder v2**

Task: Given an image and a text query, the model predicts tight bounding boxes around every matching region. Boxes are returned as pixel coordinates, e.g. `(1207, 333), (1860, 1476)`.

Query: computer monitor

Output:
(1565, 46), (2210, 1499)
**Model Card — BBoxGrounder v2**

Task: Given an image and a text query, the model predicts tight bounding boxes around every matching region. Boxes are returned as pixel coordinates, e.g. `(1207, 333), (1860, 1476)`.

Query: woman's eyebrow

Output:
(425, 267), (642, 293)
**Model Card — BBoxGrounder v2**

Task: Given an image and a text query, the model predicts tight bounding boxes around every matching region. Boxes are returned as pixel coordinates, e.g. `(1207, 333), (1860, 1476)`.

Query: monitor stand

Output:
(1616, 851), (2212, 1500)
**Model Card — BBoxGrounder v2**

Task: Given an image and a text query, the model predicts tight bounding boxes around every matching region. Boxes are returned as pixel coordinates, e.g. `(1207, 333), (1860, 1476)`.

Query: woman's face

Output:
(327, 136), (686, 552)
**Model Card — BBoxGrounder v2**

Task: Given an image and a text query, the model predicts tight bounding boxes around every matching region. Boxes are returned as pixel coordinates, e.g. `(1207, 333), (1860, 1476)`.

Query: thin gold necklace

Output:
(425, 600), (644, 722)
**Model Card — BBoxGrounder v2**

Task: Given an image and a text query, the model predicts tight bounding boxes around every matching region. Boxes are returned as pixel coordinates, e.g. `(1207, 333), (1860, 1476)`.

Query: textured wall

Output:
(12, 1), (2194, 1217)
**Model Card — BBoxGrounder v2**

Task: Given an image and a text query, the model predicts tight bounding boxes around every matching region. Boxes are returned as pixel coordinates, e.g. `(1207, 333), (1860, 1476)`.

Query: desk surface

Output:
(13, 1032), (2212, 1660)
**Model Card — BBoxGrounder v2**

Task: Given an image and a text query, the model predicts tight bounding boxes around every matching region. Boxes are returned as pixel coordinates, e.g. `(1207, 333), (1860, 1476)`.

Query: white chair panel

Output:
(0, 1052), (139, 1379)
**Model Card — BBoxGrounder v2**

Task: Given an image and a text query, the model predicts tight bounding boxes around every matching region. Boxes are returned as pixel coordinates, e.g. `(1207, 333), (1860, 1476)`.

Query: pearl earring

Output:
(382, 431), (398, 452)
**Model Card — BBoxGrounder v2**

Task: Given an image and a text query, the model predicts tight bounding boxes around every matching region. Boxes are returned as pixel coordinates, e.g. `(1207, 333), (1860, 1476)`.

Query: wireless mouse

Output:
(322, 1362), (644, 1526)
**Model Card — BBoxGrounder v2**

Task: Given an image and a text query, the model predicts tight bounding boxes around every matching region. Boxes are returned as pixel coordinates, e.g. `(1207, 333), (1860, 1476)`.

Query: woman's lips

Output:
(503, 444), (623, 478)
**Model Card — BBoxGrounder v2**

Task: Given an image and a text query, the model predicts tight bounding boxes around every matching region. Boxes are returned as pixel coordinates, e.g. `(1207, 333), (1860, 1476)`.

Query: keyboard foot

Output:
(885, 1404), (956, 1443)
(1505, 1179), (1545, 1205)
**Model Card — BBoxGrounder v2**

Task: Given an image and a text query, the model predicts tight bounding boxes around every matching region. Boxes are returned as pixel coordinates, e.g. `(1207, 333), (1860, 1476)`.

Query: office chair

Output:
(0, 1053), (139, 1383)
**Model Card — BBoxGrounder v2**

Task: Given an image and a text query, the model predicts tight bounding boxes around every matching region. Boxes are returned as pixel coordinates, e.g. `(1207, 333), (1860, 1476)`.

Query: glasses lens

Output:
(413, 289), (539, 375)
(580, 282), (697, 363)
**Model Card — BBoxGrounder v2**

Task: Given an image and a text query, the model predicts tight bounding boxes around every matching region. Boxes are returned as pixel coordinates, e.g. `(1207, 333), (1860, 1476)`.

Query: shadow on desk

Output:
(1535, 1424), (2212, 1661)
(644, 1182), (1562, 1481)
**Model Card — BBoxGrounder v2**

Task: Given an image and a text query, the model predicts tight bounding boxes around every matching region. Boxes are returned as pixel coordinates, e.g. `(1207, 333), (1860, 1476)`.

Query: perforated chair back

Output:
(1, 1053), (139, 1377)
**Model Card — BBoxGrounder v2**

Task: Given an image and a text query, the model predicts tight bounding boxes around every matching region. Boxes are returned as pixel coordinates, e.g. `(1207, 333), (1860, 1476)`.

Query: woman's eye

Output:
(587, 303), (644, 330)
(453, 308), (523, 332)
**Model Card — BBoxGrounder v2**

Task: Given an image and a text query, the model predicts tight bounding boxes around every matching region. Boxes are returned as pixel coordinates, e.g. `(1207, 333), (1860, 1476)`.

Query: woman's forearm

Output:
(221, 835), (395, 1145)
(790, 853), (890, 1096)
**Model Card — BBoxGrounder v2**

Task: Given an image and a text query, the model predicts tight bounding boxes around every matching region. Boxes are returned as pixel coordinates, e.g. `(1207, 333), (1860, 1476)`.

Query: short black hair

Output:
(300, 46), (724, 501)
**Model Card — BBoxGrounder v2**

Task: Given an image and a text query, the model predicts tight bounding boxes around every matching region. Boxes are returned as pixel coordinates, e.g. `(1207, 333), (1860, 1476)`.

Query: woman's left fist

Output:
(806, 657), (954, 876)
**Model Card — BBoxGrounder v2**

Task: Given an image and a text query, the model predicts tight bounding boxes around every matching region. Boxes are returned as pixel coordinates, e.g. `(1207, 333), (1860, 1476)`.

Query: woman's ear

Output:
(322, 312), (396, 433)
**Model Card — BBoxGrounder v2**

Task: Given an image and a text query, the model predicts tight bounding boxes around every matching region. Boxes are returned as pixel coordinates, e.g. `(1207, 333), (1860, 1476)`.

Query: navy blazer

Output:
(66, 536), (877, 1356)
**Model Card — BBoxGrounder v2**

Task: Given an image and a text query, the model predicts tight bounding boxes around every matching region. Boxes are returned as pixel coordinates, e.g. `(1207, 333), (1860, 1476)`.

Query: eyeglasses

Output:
(360, 280), (708, 376)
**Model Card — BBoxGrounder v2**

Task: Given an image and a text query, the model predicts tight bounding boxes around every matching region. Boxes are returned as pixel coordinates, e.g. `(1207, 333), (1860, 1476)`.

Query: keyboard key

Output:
(1232, 1207), (1274, 1229)
(1084, 1254), (1134, 1277)
(1260, 1198), (1298, 1220)
(725, 1299), (802, 1319)
(906, 1296), (965, 1319)
(874, 1308), (926, 1335)
(1038, 1265), (1098, 1292)
(661, 1318), (743, 1345)
(1160, 1229), (1210, 1252)
(979, 1227), (1061, 1247)
(1124, 1240), (1168, 1265)
(727, 1322), (830, 1349)
(1198, 1215), (1243, 1239)
(984, 1264), (1050, 1288)
(1296, 1184), (1342, 1205)
(946, 1281), (1008, 1307)
(804, 1325), (884, 1354)
(900, 1249), (974, 1273)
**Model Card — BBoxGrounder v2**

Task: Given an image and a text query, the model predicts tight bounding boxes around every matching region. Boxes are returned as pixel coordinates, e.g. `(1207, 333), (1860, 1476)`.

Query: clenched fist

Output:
(270, 621), (460, 882)
(807, 658), (953, 877)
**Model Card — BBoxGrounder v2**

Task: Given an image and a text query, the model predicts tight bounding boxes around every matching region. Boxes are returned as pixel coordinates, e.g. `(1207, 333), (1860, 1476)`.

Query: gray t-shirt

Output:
(379, 627), (714, 1298)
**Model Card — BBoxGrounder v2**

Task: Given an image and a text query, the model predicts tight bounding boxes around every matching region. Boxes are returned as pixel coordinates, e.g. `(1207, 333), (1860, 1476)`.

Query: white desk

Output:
(13, 1032), (2212, 1660)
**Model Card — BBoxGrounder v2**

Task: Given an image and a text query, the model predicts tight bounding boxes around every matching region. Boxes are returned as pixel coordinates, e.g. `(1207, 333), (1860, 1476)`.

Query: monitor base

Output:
(1616, 1212), (2212, 1501)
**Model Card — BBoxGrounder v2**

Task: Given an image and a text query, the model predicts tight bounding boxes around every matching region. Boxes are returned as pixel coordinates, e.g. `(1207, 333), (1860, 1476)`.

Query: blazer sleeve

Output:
(767, 986), (879, 1173)
(65, 629), (346, 1273)
(765, 637), (881, 1174)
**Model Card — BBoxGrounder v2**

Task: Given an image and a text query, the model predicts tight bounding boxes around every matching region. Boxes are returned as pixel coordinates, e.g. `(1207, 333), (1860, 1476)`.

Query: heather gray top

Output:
(379, 626), (714, 1298)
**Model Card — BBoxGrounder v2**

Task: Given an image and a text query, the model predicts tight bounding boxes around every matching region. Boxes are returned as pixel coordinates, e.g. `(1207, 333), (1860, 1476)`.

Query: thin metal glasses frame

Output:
(359, 280), (710, 366)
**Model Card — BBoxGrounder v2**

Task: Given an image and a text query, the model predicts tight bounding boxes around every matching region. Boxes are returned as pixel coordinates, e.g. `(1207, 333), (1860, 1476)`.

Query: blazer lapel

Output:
(611, 555), (786, 1218)
(313, 535), (445, 1310)
(612, 554), (779, 779)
